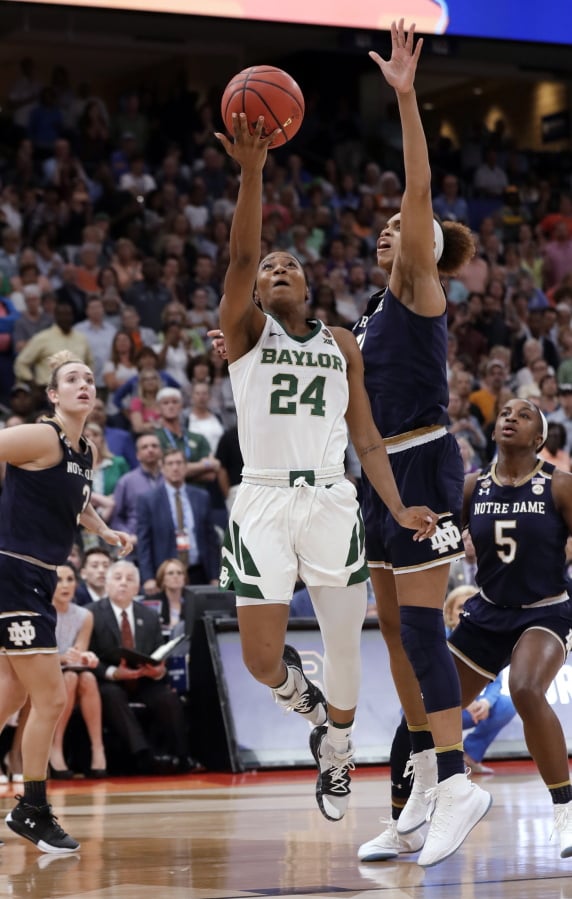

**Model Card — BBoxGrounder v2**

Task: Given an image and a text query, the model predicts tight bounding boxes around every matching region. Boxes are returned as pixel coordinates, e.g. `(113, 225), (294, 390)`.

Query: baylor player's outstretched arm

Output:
(216, 113), (274, 363)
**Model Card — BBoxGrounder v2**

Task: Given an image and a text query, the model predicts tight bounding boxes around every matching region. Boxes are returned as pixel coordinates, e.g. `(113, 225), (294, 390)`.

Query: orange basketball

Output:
(221, 65), (305, 149)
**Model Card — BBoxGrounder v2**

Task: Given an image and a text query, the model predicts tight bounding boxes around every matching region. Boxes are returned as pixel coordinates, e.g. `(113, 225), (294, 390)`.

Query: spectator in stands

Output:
(88, 560), (189, 775)
(127, 367), (162, 434)
(154, 386), (217, 481)
(102, 330), (138, 415)
(432, 174), (469, 225)
(136, 447), (220, 592)
(216, 424), (243, 514)
(472, 148), (509, 198)
(188, 253), (220, 309)
(548, 384), (572, 452)
(208, 344), (236, 430)
(125, 257), (170, 332)
(112, 92), (149, 154)
(110, 237), (142, 295)
(8, 57), (43, 138)
(538, 371), (560, 415)
(539, 420), (571, 471)
(148, 558), (189, 631)
(154, 317), (192, 393)
(187, 382), (224, 454)
(110, 431), (163, 539)
(119, 154), (157, 199)
(449, 296), (489, 370)
(76, 99), (111, 176)
(513, 307), (559, 372)
(542, 220), (572, 291)
(539, 193), (572, 240)
(447, 391), (487, 463)
(50, 563), (106, 779)
(13, 299), (94, 393)
(74, 546), (113, 607)
(75, 294), (116, 389)
(84, 420), (129, 519)
(469, 359), (509, 427)
(55, 264), (87, 322)
(187, 286), (219, 341)
(86, 396), (137, 469)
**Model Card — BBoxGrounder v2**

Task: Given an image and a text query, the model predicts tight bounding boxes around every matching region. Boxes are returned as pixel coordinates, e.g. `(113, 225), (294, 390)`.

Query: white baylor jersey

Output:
(229, 315), (349, 471)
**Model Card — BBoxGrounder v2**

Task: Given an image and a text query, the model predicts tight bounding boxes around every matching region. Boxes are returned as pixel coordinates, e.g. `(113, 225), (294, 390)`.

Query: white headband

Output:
(538, 407), (548, 446)
(433, 220), (444, 263)
(523, 400), (548, 447)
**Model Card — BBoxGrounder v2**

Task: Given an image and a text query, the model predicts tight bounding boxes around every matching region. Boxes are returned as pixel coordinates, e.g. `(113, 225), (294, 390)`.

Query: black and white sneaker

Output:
(309, 724), (354, 821)
(6, 797), (80, 853)
(272, 645), (327, 726)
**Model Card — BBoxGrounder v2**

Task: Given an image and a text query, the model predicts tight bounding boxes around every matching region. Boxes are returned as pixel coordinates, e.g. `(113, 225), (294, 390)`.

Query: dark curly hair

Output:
(436, 217), (476, 276)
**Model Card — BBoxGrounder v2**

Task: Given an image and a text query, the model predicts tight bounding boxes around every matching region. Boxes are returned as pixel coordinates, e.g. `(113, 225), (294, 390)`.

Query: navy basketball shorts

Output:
(362, 431), (465, 573)
(0, 555), (58, 654)
(448, 591), (572, 679)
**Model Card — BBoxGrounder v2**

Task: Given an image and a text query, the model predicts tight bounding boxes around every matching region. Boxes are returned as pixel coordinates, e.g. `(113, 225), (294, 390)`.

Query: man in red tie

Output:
(87, 560), (189, 774)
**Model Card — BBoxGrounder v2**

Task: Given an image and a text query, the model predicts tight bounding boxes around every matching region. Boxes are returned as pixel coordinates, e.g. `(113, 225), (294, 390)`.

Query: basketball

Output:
(221, 65), (305, 148)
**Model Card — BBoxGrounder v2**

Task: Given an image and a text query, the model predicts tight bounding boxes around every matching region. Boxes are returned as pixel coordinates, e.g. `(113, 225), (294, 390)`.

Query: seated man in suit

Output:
(136, 447), (221, 595)
(88, 560), (190, 774)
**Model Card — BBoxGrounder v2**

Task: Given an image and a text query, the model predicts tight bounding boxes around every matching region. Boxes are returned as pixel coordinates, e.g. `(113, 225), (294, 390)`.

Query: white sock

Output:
(273, 666), (297, 697)
(328, 720), (353, 755)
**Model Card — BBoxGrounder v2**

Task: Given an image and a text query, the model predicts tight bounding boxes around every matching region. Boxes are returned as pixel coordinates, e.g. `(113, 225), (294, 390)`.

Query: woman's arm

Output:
(79, 502), (134, 556)
(215, 115), (273, 361)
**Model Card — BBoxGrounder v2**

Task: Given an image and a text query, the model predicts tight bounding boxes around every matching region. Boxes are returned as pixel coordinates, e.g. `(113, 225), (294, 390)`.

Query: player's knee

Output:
(400, 606), (461, 713)
(508, 675), (543, 717)
(242, 649), (282, 685)
(378, 607), (402, 649)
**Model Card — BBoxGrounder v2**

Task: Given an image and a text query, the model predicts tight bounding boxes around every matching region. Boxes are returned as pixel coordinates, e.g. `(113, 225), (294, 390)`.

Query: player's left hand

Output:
(102, 528), (135, 557)
(396, 506), (439, 541)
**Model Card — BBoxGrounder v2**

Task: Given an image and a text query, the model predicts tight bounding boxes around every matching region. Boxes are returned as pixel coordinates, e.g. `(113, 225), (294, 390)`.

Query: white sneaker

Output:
(357, 819), (425, 861)
(553, 802), (572, 858)
(396, 749), (437, 834)
(272, 645), (327, 727)
(418, 771), (492, 867)
(309, 725), (354, 821)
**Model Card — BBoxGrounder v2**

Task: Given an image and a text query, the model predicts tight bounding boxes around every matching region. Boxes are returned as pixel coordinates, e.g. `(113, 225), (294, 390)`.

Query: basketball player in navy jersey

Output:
(447, 398), (572, 857)
(0, 351), (133, 853)
(353, 21), (490, 867)
(213, 111), (437, 823)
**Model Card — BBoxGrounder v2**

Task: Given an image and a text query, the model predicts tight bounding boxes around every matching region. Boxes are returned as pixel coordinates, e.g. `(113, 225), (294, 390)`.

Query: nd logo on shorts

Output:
(429, 520), (462, 556)
(7, 619), (37, 647)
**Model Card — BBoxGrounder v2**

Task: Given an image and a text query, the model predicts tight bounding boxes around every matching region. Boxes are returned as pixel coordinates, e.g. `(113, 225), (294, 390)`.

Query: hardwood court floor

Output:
(1, 761), (571, 899)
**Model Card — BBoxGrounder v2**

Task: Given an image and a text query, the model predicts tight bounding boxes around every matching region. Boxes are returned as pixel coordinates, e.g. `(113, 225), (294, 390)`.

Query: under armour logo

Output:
(7, 620), (36, 647)
(430, 521), (462, 555)
(24, 818), (36, 828)
(478, 487), (490, 496)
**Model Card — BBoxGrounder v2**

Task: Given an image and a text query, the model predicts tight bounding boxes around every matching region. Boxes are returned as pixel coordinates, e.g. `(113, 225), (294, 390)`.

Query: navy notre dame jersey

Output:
(469, 460), (569, 607)
(0, 420), (93, 565)
(353, 287), (450, 437)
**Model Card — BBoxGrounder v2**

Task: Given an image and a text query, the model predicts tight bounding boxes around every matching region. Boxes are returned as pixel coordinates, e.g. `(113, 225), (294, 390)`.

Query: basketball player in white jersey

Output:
(214, 112), (437, 822)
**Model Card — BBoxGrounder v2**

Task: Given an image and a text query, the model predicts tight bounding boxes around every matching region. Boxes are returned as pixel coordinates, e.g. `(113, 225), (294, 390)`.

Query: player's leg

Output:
(307, 582), (366, 821)
(508, 626), (572, 857)
(5, 652), (79, 852)
(358, 714), (425, 862)
(397, 566), (491, 867)
(237, 602), (327, 725)
(370, 566), (436, 834)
